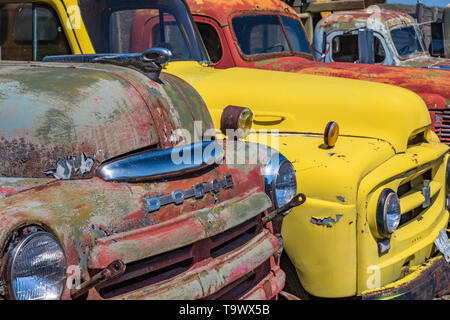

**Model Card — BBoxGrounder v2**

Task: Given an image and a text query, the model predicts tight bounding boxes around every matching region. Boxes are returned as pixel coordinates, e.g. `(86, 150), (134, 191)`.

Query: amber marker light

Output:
(324, 121), (339, 148)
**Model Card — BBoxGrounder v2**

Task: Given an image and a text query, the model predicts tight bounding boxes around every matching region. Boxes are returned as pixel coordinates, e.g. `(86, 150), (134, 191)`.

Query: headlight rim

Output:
(376, 188), (401, 238)
(264, 153), (297, 209)
(4, 230), (67, 300)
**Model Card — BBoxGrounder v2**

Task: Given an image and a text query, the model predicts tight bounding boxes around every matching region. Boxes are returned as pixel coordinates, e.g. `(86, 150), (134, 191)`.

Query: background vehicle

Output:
(430, 5), (450, 58)
(188, 0), (450, 146)
(313, 6), (450, 69)
(0, 12), (301, 301)
(9, 0), (450, 299)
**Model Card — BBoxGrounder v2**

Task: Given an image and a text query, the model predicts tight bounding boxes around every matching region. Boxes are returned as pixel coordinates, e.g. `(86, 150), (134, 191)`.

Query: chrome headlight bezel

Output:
(263, 153), (297, 209)
(376, 188), (401, 237)
(4, 230), (67, 300)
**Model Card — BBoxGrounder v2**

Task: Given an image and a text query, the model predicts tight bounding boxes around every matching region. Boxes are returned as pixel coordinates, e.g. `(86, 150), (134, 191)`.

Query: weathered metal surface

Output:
(187, 0), (292, 27)
(107, 229), (279, 299)
(0, 55), (285, 299)
(240, 265), (286, 300)
(71, 260), (126, 299)
(303, 0), (365, 13)
(362, 255), (450, 300)
(88, 189), (270, 268)
(0, 142), (274, 299)
(0, 61), (214, 179)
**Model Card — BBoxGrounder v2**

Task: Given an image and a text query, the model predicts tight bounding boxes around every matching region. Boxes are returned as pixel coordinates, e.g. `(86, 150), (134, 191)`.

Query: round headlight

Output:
(264, 153), (297, 208)
(376, 189), (401, 237)
(6, 231), (67, 300)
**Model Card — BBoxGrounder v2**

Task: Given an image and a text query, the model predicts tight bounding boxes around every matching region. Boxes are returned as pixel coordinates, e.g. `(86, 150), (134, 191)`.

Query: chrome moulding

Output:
(98, 141), (223, 182)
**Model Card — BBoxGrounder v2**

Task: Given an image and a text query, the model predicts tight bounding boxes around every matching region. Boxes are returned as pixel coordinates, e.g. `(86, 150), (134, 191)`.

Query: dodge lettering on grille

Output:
(146, 174), (234, 213)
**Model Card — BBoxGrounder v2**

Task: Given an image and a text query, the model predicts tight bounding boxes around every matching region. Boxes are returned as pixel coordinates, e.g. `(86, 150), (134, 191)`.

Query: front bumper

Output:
(362, 229), (450, 300)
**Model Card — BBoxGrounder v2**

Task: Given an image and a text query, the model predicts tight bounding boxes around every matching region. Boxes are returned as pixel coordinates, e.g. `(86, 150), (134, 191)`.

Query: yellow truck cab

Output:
(4, 0), (449, 299)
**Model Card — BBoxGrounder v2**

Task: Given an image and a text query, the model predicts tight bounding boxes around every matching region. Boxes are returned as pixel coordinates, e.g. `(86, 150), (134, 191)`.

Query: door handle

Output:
(253, 114), (285, 124)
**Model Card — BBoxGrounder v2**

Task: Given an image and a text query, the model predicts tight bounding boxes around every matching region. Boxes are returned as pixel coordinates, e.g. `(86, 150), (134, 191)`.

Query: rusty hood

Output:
(0, 61), (215, 179)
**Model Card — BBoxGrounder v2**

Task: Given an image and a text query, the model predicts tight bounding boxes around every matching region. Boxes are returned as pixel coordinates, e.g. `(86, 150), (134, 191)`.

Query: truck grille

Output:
(397, 169), (437, 227)
(201, 259), (271, 300)
(433, 110), (450, 145)
(92, 215), (264, 299)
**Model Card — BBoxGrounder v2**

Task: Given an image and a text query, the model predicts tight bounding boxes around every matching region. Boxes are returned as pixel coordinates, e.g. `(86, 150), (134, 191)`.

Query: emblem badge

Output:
(145, 174), (233, 213)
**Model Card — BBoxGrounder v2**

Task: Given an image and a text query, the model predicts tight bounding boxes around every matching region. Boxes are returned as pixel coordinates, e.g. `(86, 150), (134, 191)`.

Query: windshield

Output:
(78, 0), (209, 61)
(231, 14), (311, 57)
(390, 26), (425, 57)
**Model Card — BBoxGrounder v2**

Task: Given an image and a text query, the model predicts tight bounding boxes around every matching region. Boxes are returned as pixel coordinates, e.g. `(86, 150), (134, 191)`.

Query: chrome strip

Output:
(98, 141), (223, 182)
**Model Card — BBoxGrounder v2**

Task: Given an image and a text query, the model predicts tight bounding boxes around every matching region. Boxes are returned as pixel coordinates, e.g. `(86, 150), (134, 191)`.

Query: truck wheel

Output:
(280, 253), (311, 300)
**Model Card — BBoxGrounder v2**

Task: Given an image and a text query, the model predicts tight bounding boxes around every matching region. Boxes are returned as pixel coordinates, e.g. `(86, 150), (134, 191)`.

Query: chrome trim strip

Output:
(98, 141), (223, 182)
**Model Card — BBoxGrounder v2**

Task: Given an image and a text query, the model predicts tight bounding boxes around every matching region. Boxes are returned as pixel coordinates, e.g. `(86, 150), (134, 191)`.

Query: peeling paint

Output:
(310, 214), (343, 227)
(44, 152), (95, 180)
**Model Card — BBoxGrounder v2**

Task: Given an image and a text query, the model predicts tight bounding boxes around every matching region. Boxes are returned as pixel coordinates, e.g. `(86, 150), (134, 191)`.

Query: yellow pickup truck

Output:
(4, 0), (449, 299)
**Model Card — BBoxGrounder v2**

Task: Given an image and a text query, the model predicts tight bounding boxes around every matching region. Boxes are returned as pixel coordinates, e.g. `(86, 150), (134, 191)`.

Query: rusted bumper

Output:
(362, 255), (450, 300)
(110, 229), (281, 300)
(240, 265), (285, 300)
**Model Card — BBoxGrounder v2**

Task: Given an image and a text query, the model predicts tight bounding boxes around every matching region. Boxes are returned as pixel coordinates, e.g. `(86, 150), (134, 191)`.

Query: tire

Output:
(280, 252), (311, 300)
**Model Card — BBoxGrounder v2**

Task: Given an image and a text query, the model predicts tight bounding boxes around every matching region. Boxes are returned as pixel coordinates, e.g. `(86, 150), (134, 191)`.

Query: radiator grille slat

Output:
(91, 215), (264, 299)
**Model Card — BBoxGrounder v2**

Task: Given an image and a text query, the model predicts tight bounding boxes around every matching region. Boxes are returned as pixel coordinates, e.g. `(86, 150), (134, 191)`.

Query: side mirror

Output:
(431, 22), (445, 57)
(358, 28), (375, 64)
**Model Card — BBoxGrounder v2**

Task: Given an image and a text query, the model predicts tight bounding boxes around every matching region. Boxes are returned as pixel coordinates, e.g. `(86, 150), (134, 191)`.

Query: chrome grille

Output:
(433, 110), (450, 145)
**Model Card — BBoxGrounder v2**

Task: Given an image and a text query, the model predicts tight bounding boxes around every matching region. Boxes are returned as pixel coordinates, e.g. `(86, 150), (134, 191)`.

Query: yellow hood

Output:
(166, 62), (431, 153)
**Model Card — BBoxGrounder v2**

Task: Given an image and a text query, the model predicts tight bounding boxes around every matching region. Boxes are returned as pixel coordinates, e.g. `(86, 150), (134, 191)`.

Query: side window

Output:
(196, 22), (222, 63)
(232, 15), (289, 55)
(374, 36), (385, 63)
(332, 33), (385, 63)
(0, 3), (70, 61)
(331, 34), (359, 62)
(111, 10), (191, 60)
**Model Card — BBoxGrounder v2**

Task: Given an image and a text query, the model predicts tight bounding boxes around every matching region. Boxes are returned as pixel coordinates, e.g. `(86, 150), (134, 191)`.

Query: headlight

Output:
(376, 189), (401, 237)
(263, 153), (297, 208)
(5, 231), (67, 300)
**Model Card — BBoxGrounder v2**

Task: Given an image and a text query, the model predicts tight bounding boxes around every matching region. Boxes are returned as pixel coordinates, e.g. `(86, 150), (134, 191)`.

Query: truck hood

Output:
(166, 62), (432, 153)
(400, 55), (450, 69)
(0, 61), (214, 178)
(251, 57), (450, 107)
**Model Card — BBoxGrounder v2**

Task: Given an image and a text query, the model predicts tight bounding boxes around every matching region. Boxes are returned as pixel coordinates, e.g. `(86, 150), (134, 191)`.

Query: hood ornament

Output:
(93, 48), (172, 80)
(43, 47), (173, 80)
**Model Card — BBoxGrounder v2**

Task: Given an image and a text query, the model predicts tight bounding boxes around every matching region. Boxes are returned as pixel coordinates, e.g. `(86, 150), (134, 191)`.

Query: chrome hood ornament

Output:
(43, 48), (173, 80)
